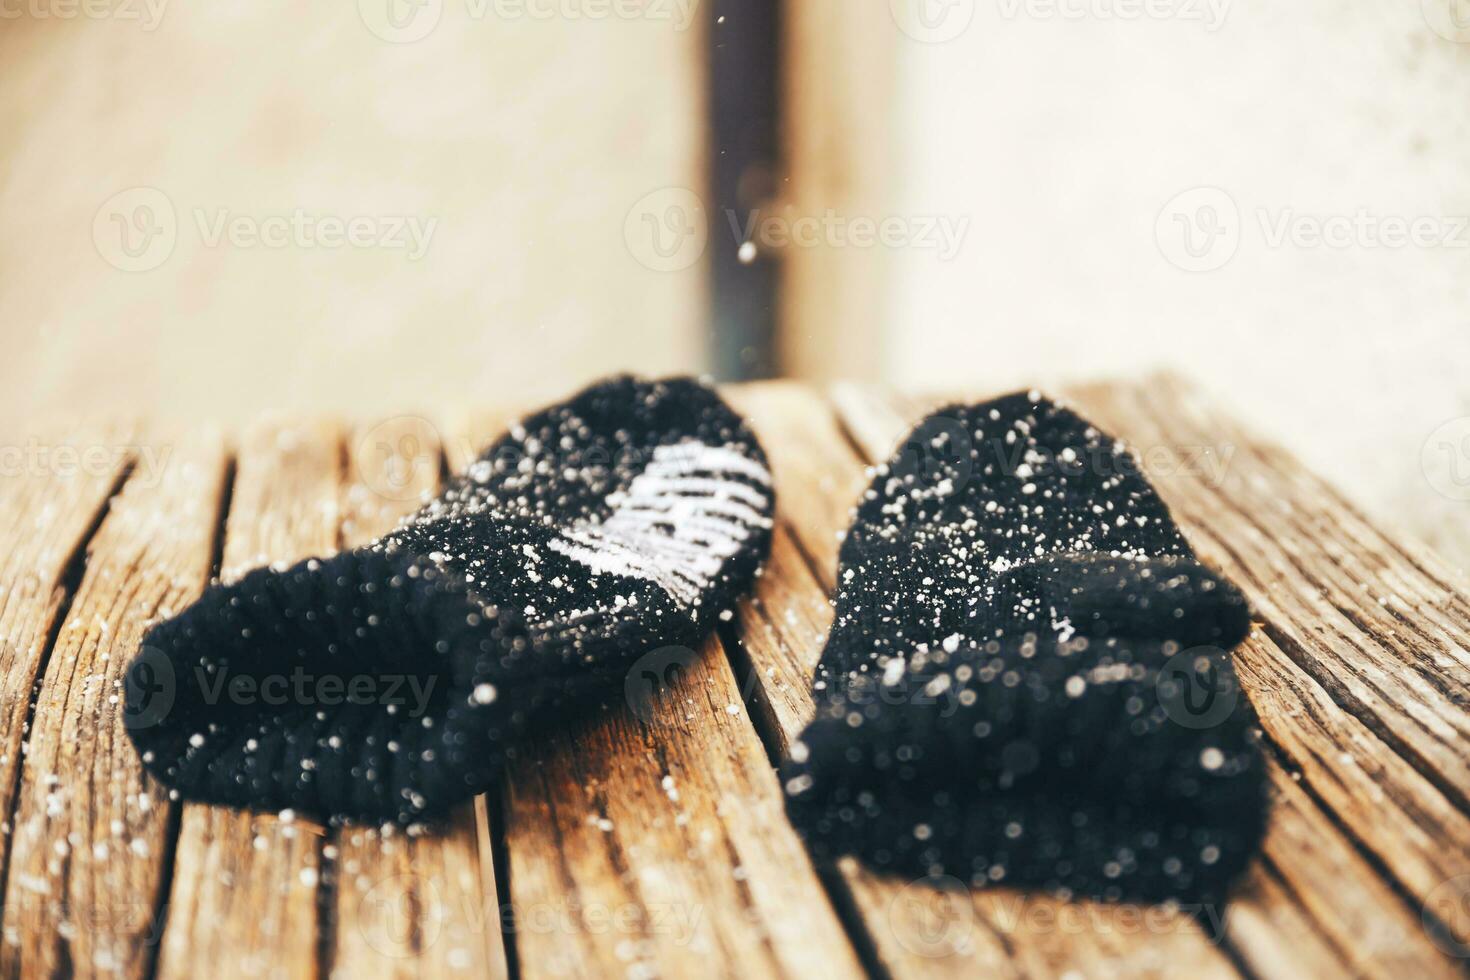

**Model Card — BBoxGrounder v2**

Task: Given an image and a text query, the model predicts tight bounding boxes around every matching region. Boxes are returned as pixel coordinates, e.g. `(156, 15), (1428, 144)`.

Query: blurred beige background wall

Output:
(4, 1), (1467, 566)
(782, 0), (1470, 565)
(0, 0), (707, 425)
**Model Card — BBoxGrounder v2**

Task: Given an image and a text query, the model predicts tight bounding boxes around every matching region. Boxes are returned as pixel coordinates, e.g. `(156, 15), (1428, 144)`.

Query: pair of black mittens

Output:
(127, 376), (774, 825)
(781, 391), (1266, 909)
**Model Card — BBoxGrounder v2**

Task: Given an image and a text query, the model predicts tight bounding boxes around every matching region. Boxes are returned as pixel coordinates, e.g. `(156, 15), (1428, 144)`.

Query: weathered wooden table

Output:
(2, 378), (1467, 979)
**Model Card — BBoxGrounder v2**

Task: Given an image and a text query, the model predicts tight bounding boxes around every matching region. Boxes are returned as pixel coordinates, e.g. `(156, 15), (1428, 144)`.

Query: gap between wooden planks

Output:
(0, 425), (223, 978)
(822, 380), (1466, 977)
(0, 420), (135, 901)
(155, 421), (341, 980)
(154, 417), (512, 980)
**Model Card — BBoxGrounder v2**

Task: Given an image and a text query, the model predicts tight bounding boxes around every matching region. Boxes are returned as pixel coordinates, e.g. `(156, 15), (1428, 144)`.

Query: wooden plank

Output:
(502, 633), (864, 978)
(449, 405), (865, 979)
(328, 415), (509, 978)
(830, 382), (1467, 974)
(1224, 632), (1470, 955)
(0, 422), (134, 882)
(728, 385), (1241, 979)
(836, 859), (1019, 979)
(845, 853), (1244, 980)
(1220, 863), (1351, 979)
(0, 428), (227, 978)
(721, 385), (855, 759)
(1241, 758), (1454, 978)
(157, 421), (343, 980)
(724, 527), (831, 756)
(331, 798), (503, 978)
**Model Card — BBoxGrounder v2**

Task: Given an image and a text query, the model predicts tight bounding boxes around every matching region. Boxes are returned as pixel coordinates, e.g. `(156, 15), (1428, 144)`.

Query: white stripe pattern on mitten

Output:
(548, 440), (772, 607)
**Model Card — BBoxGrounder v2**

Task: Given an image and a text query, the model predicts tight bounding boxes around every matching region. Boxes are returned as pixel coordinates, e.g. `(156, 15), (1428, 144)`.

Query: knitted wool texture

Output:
(781, 391), (1266, 908)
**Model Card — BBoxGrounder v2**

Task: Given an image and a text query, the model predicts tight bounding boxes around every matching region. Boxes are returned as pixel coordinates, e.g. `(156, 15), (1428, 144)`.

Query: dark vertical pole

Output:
(709, 0), (781, 380)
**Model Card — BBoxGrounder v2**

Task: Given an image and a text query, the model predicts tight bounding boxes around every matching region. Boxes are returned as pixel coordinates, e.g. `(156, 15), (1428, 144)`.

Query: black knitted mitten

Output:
(128, 376), (773, 824)
(781, 391), (1265, 908)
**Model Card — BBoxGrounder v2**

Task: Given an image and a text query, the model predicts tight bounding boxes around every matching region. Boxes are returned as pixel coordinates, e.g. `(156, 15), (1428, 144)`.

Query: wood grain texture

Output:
(156, 421), (343, 980)
(842, 855), (1241, 980)
(327, 415), (509, 978)
(0, 429), (227, 978)
(1225, 629), (1470, 950)
(446, 405), (865, 980)
(829, 380), (1468, 975)
(1217, 862), (1351, 979)
(0, 422), (134, 896)
(728, 385), (1241, 979)
(501, 633), (863, 979)
(1054, 378), (1470, 948)
(331, 802), (503, 978)
(1234, 759), (1457, 978)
